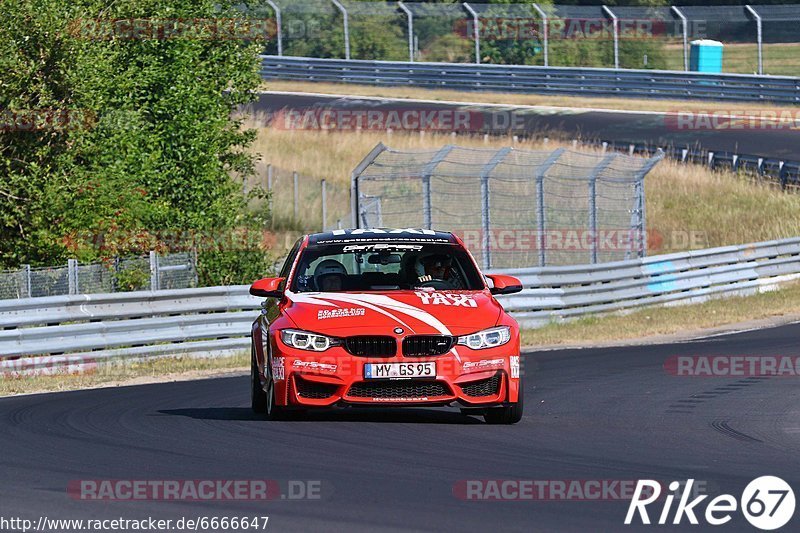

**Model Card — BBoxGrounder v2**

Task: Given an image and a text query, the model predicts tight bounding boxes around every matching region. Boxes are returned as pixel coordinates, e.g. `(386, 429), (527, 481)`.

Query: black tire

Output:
(484, 378), (524, 425)
(251, 346), (267, 414)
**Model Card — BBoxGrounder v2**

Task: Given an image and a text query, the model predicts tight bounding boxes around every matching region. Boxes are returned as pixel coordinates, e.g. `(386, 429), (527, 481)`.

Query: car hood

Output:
(283, 290), (503, 336)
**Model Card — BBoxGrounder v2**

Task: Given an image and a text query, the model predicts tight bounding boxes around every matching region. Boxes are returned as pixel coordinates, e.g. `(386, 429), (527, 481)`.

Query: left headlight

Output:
(280, 329), (340, 352)
(457, 326), (511, 350)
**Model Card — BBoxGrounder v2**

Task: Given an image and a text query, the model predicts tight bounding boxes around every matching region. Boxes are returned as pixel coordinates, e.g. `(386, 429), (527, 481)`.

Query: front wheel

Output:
(484, 378), (524, 424)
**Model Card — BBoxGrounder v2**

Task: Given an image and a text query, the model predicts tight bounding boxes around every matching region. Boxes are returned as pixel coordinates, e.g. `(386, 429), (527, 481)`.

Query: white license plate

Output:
(364, 362), (436, 379)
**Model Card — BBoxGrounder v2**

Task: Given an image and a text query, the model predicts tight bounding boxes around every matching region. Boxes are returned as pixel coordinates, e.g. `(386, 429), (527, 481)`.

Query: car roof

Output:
(307, 228), (457, 245)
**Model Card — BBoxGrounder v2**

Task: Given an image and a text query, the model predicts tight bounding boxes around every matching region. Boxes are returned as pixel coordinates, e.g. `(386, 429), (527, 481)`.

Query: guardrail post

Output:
(67, 259), (79, 295)
(321, 178), (328, 231)
(331, 0), (351, 60)
(293, 171), (299, 219)
(265, 0), (282, 56)
(779, 161), (787, 189)
(398, 1), (414, 62)
(150, 251), (159, 291)
(23, 264), (31, 298)
(745, 5), (763, 75)
(671, 6), (689, 71)
(602, 6), (619, 69)
(463, 2), (481, 64)
(532, 3), (548, 67)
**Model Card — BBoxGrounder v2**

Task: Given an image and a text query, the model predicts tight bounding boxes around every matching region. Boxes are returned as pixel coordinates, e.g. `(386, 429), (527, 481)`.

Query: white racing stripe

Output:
(287, 291), (463, 361)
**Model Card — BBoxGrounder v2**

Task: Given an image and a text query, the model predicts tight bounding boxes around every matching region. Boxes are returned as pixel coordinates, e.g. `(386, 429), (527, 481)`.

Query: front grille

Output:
(460, 374), (501, 397)
(402, 335), (456, 356)
(295, 376), (339, 399)
(347, 380), (451, 399)
(345, 336), (397, 357)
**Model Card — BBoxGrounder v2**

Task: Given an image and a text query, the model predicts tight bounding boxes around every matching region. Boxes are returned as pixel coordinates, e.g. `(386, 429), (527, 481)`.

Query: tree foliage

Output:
(0, 0), (263, 267)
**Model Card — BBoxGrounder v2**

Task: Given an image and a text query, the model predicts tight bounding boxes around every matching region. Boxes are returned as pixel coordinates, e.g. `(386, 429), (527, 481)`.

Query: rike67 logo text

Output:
(625, 477), (795, 530)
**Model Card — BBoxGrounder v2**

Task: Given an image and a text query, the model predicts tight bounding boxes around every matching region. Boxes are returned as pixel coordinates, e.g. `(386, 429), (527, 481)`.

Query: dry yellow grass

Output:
(262, 80), (796, 115)
(250, 126), (800, 252)
(0, 353), (248, 397)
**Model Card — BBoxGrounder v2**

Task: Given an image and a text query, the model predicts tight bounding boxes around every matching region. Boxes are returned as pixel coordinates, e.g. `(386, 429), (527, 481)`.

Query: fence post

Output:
(602, 6), (619, 69)
(745, 5), (763, 75)
(331, 0), (350, 60)
(478, 147), (512, 269)
(150, 251), (159, 291)
(532, 3), (549, 67)
(534, 149), (566, 267)
(67, 259), (79, 295)
(587, 154), (618, 264)
(265, 0), (282, 56)
(420, 146), (455, 230)
(398, 1), (414, 63)
(266, 163), (273, 215)
(23, 264), (31, 298)
(293, 170), (299, 219)
(463, 2), (481, 64)
(321, 178), (328, 231)
(671, 6), (689, 71)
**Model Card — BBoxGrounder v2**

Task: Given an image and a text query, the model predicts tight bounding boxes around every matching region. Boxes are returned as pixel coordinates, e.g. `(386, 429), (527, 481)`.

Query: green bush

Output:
(0, 0), (263, 276)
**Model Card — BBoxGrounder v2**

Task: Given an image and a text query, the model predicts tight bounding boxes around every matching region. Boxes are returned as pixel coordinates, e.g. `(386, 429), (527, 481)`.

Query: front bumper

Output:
(271, 346), (520, 408)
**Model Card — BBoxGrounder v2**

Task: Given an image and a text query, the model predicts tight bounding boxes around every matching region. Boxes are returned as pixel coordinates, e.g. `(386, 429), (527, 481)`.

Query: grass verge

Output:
(521, 280), (800, 348)
(262, 80), (796, 115)
(0, 352), (248, 397)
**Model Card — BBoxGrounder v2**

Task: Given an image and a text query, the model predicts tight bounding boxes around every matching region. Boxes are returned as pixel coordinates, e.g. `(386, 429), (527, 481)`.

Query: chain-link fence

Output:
(247, 1), (800, 75)
(353, 143), (663, 268)
(0, 252), (196, 300)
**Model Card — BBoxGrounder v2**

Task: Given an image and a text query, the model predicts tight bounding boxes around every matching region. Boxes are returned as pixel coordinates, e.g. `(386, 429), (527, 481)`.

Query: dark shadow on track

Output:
(158, 407), (484, 424)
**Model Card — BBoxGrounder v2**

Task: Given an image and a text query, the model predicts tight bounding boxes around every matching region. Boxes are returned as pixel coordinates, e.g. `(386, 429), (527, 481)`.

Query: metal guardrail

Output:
(260, 56), (800, 104)
(2, 236), (800, 373)
(493, 237), (800, 327)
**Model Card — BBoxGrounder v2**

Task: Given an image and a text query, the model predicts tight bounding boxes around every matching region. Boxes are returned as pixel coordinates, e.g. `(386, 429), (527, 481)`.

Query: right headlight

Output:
(457, 326), (511, 350)
(280, 329), (340, 352)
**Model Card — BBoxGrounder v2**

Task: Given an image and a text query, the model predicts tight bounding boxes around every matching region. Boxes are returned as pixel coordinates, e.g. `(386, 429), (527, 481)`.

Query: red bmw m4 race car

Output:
(249, 228), (524, 423)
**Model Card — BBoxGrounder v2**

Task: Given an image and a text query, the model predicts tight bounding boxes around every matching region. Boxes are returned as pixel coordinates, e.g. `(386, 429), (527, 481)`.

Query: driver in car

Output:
(314, 259), (347, 291)
(416, 254), (460, 290)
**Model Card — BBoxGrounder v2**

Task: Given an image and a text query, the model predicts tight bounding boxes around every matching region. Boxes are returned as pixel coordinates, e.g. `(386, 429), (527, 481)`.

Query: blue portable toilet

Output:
(690, 39), (723, 73)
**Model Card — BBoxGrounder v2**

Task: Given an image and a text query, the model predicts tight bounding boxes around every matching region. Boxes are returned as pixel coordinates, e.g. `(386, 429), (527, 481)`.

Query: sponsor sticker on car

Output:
(317, 308), (365, 320)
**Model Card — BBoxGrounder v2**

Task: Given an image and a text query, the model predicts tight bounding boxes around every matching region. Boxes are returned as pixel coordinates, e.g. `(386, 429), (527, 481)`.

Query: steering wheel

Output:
(416, 279), (451, 290)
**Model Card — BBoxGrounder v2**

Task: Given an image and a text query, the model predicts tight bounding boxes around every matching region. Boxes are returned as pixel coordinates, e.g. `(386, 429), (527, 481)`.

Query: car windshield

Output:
(291, 242), (485, 292)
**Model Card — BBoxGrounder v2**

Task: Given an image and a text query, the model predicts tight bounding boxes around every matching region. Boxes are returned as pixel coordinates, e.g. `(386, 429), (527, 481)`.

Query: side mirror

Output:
(486, 274), (523, 295)
(250, 277), (285, 298)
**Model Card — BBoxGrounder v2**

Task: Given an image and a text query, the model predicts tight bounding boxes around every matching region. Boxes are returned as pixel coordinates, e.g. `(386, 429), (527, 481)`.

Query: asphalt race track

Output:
(251, 92), (800, 162)
(2, 323), (799, 532)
